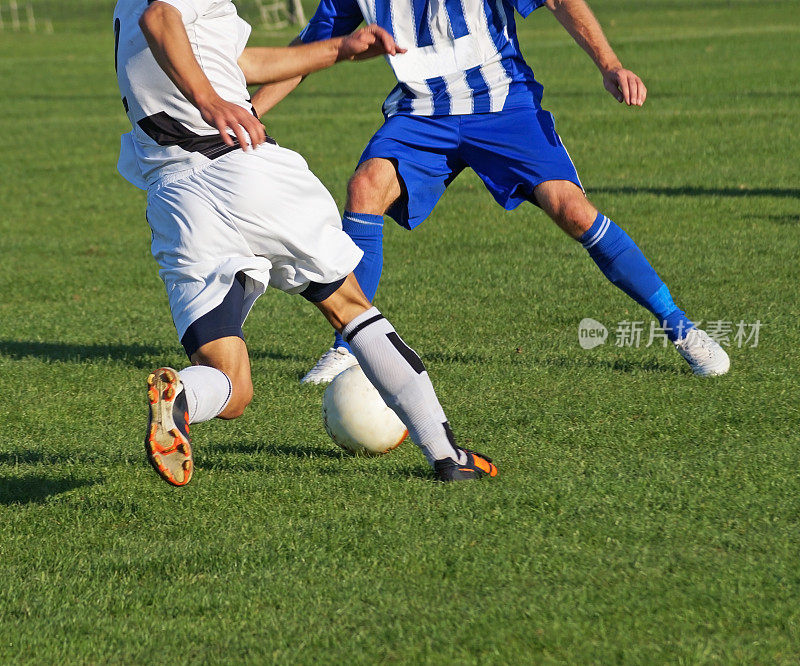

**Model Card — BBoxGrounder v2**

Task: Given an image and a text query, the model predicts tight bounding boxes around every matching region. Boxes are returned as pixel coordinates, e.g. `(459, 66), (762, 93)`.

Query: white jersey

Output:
(114, 0), (255, 187)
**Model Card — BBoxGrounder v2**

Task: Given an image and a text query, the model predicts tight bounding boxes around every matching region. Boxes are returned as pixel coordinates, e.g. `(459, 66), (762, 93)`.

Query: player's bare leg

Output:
(346, 158), (402, 215)
(534, 179), (729, 376)
(533, 179), (598, 239)
(190, 337), (253, 420)
(146, 337), (251, 486)
(301, 159), (403, 385)
(311, 274), (496, 481)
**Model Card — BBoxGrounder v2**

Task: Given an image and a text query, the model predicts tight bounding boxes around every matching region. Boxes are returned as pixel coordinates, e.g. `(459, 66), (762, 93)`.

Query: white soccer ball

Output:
(322, 365), (408, 456)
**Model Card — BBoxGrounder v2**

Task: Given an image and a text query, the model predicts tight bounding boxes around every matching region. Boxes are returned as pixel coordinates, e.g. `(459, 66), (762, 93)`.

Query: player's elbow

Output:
(237, 50), (256, 84)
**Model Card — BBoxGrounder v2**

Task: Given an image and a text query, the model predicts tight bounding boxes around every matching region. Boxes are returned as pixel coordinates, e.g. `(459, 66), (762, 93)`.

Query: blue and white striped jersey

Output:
(299, 0), (547, 117)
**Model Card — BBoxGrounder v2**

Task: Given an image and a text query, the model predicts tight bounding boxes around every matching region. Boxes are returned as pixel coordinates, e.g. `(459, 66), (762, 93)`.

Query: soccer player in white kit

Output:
(114, 0), (498, 484)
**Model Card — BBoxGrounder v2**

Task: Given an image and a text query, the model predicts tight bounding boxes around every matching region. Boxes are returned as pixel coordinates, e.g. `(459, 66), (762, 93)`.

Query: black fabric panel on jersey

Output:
(300, 276), (346, 304)
(181, 273), (246, 358)
(137, 111), (275, 160)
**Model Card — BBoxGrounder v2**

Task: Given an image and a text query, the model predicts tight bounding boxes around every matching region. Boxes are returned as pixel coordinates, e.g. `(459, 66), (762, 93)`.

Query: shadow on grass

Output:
(385, 465), (435, 481)
(198, 441), (345, 471)
(204, 440), (345, 460)
(743, 213), (800, 225)
(592, 357), (676, 374)
(0, 476), (96, 505)
(592, 186), (800, 199)
(0, 339), (300, 367)
(0, 451), (50, 465)
(0, 450), (141, 469)
(198, 441), (433, 480)
(0, 340), (170, 368)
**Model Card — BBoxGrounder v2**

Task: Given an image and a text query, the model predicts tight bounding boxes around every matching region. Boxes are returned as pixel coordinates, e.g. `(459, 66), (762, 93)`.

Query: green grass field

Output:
(1, 1), (799, 662)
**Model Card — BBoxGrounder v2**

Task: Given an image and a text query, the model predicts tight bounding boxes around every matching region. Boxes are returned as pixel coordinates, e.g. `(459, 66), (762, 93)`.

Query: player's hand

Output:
(198, 94), (267, 150)
(603, 68), (647, 106)
(337, 24), (406, 62)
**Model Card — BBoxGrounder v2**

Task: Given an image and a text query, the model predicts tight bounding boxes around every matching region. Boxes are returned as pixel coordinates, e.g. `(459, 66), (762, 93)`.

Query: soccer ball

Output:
(322, 365), (408, 456)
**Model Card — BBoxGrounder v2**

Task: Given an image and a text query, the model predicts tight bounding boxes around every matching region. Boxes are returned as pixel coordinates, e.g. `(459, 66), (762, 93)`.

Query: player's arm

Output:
(545, 0), (646, 106)
(241, 25), (403, 116)
(247, 0), (369, 117)
(250, 76), (304, 118)
(139, 1), (266, 149)
(248, 37), (305, 118)
(238, 25), (401, 85)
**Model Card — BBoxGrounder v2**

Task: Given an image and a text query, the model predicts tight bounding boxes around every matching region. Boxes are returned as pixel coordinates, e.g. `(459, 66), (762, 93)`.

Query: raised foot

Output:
(301, 347), (358, 385)
(145, 367), (193, 486)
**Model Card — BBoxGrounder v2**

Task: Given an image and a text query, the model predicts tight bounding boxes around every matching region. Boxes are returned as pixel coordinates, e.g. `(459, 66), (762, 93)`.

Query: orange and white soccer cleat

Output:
(145, 367), (193, 486)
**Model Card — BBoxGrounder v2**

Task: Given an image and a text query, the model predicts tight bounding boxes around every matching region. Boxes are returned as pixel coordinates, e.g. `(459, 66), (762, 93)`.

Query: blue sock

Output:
(333, 211), (385, 351)
(580, 213), (694, 341)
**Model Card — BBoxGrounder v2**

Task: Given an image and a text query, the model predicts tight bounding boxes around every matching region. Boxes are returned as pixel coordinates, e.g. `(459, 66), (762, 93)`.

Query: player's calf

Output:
(144, 284), (251, 485)
(190, 338), (253, 420)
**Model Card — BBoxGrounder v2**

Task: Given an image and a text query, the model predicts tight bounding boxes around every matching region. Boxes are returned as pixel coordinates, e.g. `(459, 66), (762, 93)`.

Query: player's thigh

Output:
(357, 115), (464, 229)
(204, 145), (362, 296)
(460, 107), (584, 214)
(147, 176), (272, 353)
(147, 173), (255, 267)
(346, 158), (403, 215)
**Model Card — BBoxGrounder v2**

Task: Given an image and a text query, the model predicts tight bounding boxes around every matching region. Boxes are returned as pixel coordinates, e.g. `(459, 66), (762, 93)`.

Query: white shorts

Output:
(145, 143), (362, 340)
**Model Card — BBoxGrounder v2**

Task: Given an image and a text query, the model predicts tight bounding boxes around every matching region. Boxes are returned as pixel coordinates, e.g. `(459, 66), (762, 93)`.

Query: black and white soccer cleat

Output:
(434, 448), (498, 482)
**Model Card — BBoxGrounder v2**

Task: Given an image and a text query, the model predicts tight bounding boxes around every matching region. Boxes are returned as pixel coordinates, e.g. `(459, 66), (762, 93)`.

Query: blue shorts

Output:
(358, 107), (583, 229)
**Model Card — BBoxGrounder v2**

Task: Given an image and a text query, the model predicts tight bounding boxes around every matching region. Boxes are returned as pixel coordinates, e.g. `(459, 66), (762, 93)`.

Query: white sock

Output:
(342, 307), (465, 466)
(178, 365), (232, 423)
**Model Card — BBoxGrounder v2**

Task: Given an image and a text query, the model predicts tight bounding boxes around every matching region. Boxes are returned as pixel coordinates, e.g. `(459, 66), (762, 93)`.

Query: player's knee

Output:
(218, 376), (253, 420)
(552, 196), (596, 237)
(346, 162), (397, 214)
(347, 171), (381, 211)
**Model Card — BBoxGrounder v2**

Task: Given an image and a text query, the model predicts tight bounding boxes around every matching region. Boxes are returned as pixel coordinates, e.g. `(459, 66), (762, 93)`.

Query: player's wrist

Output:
(598, 60), (623, 76)
(192, 86), (223, 111)
(332, 36), (350, 63)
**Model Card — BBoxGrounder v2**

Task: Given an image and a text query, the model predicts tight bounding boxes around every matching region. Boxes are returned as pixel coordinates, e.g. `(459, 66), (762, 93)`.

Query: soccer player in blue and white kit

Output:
(115, 0), (498, 484)
(252, 0), (730, 383)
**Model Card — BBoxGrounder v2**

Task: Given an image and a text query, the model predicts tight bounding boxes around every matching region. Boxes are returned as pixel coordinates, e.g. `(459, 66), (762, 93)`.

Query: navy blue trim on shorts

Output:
(181, 273), (246, 358)
(300, 276), (346, 303)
